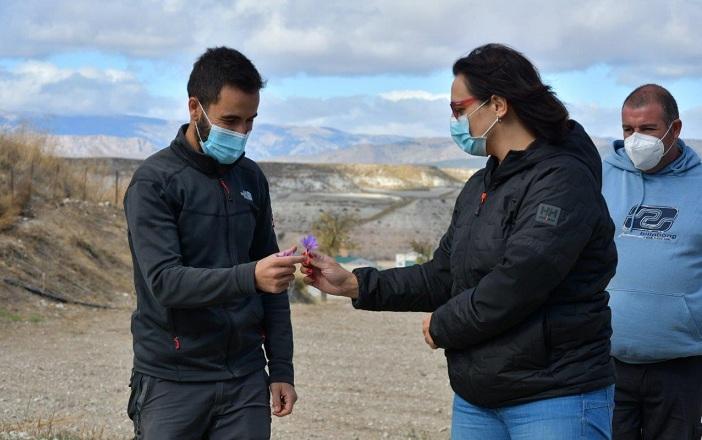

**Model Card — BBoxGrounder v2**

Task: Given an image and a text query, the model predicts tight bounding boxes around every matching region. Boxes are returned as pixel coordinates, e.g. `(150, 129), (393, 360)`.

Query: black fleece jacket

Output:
(352, 120), (617, 407)
(124, 124), (293, 384)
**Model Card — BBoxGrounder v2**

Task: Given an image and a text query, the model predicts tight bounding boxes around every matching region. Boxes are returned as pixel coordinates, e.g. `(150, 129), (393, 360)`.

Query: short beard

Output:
(195, 117), (211, 143)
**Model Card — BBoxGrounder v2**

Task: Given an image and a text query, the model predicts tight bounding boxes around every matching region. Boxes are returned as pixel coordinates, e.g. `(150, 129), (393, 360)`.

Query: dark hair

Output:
(452, 43), (569, 143)
(187, 47), (265, 109)
(622, 84), (679, 125)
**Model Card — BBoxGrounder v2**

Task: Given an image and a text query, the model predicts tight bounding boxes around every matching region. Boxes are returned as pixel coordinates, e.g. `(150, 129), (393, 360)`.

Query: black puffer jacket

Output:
(353, 121), (616, 408)
(124, 125), (293, 384)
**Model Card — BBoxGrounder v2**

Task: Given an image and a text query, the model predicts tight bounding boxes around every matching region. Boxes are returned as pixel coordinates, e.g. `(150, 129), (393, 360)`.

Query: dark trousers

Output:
(613, 356), (702, 440)
(127, 369), (271, 440)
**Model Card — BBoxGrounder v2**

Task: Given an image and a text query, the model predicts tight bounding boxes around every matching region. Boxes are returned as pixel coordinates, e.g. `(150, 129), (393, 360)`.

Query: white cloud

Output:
(0, 61), (176, 117)
(565, 102), (622, 139)
(681, 106), (702, 139)
(1, 0), (700, 139)
(1, 0), (700, 83)
(379, 90), (449, 102)
(258, 93), (451, 137)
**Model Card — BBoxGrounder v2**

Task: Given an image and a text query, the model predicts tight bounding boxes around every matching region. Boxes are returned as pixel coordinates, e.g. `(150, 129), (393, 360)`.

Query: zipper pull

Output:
(474, 192), (487, 216)
(173, 336), (181, 350)
(218, 178), (232, 201)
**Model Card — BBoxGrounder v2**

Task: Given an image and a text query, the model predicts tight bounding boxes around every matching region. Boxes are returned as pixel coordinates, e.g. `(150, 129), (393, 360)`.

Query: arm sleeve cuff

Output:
(268, 361), (294, 386)
(233, 261), (258, 297)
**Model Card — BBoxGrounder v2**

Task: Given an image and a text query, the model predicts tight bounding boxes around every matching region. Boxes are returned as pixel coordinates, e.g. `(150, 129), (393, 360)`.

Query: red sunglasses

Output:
(450, 97), (479, 118)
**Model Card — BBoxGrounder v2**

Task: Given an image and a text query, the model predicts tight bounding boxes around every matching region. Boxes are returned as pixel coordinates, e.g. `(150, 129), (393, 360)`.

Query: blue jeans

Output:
(451, 386), (614, 439)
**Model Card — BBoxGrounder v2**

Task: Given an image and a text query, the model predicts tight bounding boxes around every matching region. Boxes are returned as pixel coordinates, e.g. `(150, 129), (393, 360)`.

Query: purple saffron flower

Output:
(301, 234), (319, 252)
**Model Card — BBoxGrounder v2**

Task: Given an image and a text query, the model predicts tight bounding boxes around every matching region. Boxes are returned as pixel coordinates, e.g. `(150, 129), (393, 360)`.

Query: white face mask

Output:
(623, 124), (674, 171)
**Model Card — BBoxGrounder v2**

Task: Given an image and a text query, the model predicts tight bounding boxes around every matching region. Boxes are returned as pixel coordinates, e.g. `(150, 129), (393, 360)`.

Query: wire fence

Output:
(3, 161), (130, 207)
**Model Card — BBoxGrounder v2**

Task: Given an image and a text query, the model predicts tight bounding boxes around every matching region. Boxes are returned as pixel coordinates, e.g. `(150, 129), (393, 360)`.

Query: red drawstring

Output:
(219, 179), (230, 195)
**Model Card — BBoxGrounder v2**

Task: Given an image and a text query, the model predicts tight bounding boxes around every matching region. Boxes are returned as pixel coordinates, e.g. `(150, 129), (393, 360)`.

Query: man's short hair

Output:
(187, 47), (265, 109)
(622, 84), (679, 125)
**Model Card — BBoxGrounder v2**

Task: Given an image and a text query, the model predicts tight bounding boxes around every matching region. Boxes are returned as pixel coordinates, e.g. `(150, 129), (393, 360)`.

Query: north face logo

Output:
(622, 205), (678, 241)
(240, 190), (253, 201)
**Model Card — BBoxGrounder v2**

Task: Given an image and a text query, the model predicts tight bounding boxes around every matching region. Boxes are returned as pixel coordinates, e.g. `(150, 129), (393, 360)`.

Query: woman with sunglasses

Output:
(303, 43), (617, 439)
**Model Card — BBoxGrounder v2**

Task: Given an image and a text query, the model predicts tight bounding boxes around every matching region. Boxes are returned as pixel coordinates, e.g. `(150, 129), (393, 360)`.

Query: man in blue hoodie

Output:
(603, 84), (702, 440)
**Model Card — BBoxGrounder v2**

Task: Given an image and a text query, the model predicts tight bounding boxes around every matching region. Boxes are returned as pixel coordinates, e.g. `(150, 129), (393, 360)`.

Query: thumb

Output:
(306, 251), (332, 269)
(271, 385), (282, 413)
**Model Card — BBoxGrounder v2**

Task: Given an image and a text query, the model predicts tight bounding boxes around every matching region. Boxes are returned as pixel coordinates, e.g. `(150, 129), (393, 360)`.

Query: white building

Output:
(395, 251), (420, 268)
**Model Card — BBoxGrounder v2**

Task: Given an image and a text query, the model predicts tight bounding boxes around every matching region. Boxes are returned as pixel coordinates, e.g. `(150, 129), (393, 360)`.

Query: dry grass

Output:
(439, 167), (476, 183)
(0, 415), (111, 440)
(339, 163), (463, 190)
(0, 129), (129, 231)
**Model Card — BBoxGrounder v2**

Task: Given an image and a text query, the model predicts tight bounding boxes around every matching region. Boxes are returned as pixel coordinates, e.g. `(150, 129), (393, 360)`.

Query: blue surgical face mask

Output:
(450, 100), (499, 157)
(195, 101), (248, 165)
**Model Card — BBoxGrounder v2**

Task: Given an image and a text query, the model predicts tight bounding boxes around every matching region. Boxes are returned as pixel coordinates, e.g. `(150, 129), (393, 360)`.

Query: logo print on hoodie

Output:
(623, 205), (678, 241)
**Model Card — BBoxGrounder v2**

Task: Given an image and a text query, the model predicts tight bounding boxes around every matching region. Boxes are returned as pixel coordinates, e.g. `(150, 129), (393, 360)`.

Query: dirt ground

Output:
(0, 299), (454, 439)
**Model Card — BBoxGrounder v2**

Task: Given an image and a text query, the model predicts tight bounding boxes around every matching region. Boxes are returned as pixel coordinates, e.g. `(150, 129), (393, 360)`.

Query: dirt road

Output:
(0, 300), (453, 439)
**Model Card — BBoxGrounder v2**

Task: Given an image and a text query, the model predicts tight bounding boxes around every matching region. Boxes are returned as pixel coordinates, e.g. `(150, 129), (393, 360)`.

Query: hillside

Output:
(0, 132), (469, 320)
(0, 132), (135, 319)
(259, 161), (466, 192)
(6, 112), (701, 166)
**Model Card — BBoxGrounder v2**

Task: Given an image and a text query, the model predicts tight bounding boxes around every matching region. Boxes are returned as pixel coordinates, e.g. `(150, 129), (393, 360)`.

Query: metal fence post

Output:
(114, 170), (119, 205)
(28, 162), (34, 200)
(9, 167), (14, 203)
(83, 168), (88, 202)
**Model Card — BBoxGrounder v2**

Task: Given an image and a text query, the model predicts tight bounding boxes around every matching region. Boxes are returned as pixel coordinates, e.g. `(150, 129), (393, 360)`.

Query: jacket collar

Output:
(484, 120), (601, 190)
(169, 123), (244, 176)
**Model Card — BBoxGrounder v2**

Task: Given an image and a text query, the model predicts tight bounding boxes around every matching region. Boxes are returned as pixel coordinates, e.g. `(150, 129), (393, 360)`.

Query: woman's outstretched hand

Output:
(301, 251), (359, 299)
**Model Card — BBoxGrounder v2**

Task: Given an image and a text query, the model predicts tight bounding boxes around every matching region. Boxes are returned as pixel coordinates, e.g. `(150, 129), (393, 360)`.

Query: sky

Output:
(1, 0), (701, 139)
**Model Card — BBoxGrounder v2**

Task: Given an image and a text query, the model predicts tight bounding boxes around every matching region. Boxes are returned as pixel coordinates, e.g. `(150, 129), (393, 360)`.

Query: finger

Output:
(301, 267), (317, 276)
(303, 277), (319, 289)
(277, 245), (297, 257)
(305, 255), (330, 269)
(271, 281), (293, 294)
(424, 333), (438, 350)
(279, 275), (295, 285)
(302, 268), (319, 282)
(273, 255), (306, 266)
(270, 385), (282, 415)
(274, 268), (296, 278)
(278, 390), (295, 416)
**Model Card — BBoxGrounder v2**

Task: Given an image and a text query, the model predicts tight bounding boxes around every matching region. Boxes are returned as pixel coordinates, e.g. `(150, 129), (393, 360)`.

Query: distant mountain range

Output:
(2, 112), (700, 168)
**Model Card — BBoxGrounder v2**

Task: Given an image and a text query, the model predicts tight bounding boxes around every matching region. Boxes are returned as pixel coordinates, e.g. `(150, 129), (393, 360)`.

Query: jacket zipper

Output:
(219, 178), (232, 202)
(167, 309), (182, 380)
(218, 177), (235, 374)
(475, 191), (488, 216)
(218, 178), (234, 265)
(167, 309), (181, 351)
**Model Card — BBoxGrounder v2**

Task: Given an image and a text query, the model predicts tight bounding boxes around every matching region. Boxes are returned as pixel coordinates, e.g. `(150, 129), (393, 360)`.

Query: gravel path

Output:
(0, 300), (453, 439)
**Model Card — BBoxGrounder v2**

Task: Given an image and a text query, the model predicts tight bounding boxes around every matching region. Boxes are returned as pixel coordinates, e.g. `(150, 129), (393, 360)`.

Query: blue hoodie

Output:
(603, 139), (702, 364)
